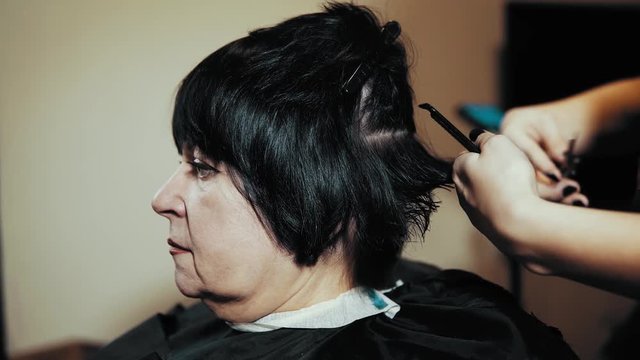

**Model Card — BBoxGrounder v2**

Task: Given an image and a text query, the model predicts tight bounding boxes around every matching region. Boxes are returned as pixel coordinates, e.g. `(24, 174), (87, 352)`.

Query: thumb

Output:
(452, 151), (480, 187)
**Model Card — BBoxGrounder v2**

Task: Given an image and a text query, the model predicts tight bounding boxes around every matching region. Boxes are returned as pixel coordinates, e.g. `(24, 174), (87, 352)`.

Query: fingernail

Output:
(469, 128), (485, 142)
(572, 200), (586, 207)
(546, 173), (560, 182)
(562, 186), (577, 197)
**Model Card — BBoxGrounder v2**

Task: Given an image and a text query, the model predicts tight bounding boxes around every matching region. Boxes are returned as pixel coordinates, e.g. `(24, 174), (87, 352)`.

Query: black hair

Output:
(172, 2), (451, 288)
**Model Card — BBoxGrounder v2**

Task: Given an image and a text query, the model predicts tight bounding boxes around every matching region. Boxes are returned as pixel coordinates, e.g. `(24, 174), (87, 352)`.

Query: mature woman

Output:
(94, 4), (576, 359)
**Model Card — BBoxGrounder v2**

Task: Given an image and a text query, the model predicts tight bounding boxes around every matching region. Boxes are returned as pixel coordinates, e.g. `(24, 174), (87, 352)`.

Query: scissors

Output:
(562, 138), (580, 179)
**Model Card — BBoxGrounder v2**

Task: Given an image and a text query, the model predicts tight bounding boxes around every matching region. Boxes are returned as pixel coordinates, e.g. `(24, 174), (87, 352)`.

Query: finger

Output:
(560, 192), (589, 207)
(538, 118), (569, 164)
(454, 187), (474, 218)
(516, 136), (563, 180)
(468, 129), (495, 150)
(537, 177), (581, 202)
(452, 151), (480, 183)
(536, 175), (562, 202)
(452, 168), (472, 209)
(469, 128), (487, 142)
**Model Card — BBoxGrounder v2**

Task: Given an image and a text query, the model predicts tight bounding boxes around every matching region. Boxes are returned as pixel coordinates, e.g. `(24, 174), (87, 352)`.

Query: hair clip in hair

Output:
(342, 63), (373, 95)
(342, 21), (402, 95)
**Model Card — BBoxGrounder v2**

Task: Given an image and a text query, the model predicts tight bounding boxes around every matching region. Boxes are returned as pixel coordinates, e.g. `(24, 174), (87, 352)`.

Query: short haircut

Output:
(172, 3), (451, 288)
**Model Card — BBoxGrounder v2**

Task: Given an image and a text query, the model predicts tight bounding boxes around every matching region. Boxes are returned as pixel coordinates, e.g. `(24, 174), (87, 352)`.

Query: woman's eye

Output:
(189, 160), (218, 180)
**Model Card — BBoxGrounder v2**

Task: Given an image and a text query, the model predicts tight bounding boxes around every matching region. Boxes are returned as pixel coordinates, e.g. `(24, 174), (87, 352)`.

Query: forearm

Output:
(504, 199), (640, 298)
(541, 77), (640, 137)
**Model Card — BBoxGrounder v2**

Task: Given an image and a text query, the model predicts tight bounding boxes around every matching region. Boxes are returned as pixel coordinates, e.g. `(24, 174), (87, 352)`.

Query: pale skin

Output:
(501, 77), (640, 178)
(152, 147), (352, 323)
(453, 77), (640, 298)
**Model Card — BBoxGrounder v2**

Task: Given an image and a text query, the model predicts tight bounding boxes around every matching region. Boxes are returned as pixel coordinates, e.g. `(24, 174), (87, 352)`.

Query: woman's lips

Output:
(168, 239), (190, 255)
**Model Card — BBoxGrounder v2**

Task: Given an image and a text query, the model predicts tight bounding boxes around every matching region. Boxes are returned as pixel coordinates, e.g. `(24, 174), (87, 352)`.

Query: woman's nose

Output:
(151, 170), (186, 218)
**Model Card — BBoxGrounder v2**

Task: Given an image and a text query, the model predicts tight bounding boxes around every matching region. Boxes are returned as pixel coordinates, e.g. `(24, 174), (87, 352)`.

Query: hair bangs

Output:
(172, 40), (253, 163)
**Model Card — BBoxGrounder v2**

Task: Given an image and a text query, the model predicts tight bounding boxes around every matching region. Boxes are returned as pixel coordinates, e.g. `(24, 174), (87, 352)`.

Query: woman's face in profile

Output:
(151, 147), (309, 322)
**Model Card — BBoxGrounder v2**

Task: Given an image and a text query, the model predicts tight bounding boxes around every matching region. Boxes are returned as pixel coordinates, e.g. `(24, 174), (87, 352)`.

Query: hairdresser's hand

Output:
(500, 107), (590, 206)
(453, 131), (588, 251)
(500, 107), (570, 181)
(453, 132), (540, 250)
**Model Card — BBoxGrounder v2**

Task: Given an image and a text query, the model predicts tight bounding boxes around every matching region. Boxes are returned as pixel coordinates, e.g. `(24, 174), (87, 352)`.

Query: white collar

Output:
(228, 286), (401, 333)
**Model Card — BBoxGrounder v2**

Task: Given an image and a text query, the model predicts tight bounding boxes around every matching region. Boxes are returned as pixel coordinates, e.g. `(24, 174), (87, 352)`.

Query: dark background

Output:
(503, 2), (640, 211)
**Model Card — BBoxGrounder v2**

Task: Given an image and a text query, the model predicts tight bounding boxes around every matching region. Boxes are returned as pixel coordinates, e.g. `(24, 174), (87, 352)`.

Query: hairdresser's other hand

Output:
(453, 132), (541, 252)
(500, 106), (571, 181)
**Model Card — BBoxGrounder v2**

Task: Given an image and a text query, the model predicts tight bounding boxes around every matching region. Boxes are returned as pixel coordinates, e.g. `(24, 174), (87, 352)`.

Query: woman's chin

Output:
(174, 272), (202, 298)
(201, 298), (259, 323)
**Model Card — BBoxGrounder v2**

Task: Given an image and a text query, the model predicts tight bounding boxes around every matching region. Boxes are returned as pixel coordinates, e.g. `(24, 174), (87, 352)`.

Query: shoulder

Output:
(91, 303), (220, 360)
(311, 266), (578, 359)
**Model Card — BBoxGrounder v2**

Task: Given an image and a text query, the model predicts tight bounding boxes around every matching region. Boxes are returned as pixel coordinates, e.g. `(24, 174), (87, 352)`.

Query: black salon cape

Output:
(93, 262), (578, 360)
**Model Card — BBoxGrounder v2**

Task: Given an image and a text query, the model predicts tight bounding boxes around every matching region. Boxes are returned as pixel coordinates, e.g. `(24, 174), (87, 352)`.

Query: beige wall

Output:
(0, 1), (634, 359)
